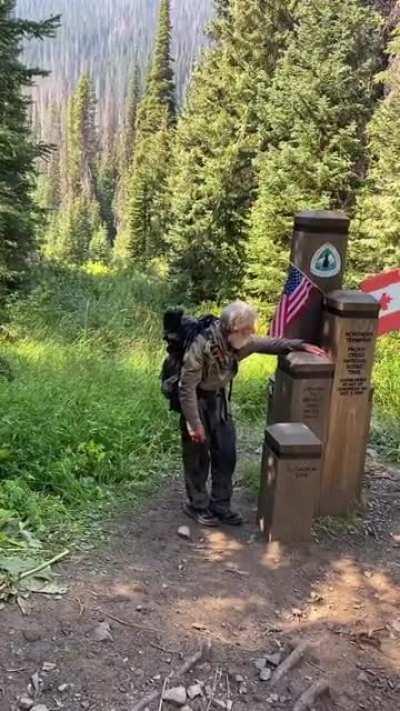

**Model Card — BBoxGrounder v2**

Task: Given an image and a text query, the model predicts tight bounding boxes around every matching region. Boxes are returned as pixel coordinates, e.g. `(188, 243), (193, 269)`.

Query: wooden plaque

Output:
(320, 291), (380, 515)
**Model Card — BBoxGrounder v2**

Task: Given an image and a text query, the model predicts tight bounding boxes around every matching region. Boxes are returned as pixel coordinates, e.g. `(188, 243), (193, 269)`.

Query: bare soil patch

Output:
(1, 453), (399, 710)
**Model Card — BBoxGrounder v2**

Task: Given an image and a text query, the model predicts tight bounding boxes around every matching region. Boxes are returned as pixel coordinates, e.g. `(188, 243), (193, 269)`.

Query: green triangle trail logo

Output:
(310, 243), (341, 278)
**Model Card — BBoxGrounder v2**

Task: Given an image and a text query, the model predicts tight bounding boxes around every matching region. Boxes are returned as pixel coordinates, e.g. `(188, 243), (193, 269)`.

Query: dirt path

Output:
(1, 452), (400, 711)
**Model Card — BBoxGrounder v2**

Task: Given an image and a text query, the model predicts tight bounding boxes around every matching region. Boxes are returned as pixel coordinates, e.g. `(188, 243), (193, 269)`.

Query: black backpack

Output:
(160, 308), (218, 412)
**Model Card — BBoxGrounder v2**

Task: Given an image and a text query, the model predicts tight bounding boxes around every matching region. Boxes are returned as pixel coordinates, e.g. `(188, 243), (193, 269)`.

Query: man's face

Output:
(228, 323), (256, 350)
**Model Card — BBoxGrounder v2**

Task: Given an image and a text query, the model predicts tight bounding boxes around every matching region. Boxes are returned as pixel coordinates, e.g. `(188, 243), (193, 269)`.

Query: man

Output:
(179, 300), (324, 527)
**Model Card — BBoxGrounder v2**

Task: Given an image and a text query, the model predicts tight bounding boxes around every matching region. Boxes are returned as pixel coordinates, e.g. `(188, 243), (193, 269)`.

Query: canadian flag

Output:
(361, 268), (400, 336)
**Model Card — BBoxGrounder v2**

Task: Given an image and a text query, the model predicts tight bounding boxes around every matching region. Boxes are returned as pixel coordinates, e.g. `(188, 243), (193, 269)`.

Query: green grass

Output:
(372, 333), (400, 462)
(0, 263), (399, 553)
(0, 263), (180, 549)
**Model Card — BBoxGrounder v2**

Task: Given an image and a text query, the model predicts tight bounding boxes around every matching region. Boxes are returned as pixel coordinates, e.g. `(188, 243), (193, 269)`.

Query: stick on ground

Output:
(19, 549), (70, 581)
(100, 610), (160, 635)
(132, 639), (211, 711)
(271, 641), (310, 686)
(158, 676), (169, 711)
(293, 679), (330, 711)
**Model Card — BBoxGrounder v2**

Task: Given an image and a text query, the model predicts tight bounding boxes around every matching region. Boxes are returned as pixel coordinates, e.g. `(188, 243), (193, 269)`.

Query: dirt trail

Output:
(1, 453), (400, 711)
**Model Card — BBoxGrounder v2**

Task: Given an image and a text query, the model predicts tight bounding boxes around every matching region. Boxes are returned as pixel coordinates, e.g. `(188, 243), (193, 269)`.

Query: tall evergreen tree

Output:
(247, 0), (382, 302)
(67, 73), (99, 199)
(42, 74), (108, 264)
(115, 66), (141, 235)
(115, 0), (175, 263)
(351, 21), (400, 279)
(35, 103), (62, 212)
(97, 109), (118, 243)
(0, 1), (59, 295)
(167, 0), (296, 303)
(120, 67), (141, 172)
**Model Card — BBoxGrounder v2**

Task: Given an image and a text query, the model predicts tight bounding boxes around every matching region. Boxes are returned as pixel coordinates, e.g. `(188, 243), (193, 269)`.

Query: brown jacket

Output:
(179, 322), (304, 431)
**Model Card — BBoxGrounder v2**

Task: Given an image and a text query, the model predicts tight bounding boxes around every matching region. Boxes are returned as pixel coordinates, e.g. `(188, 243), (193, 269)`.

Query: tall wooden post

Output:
(286, 210), (350, 343)
(269, 210), (349, 427)
(319, 291), (380, 515)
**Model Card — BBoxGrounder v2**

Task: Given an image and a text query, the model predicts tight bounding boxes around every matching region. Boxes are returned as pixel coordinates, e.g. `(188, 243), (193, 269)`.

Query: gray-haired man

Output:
(179, 300), (323, 527)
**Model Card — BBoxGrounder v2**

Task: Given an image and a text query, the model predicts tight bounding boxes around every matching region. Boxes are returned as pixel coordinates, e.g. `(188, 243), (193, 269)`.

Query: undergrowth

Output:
(0, 263), (273, 551)
(0, 263), (179, 550)
(371, 333), (400, 462)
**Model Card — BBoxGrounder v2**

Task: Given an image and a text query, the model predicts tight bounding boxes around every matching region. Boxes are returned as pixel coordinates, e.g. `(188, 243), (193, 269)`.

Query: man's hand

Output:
(302, 343), (327, 358)
(190, 424), (207, 444)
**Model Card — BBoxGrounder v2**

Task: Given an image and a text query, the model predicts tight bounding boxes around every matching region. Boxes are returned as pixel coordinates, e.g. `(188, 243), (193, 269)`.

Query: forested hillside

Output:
(16, 0), (213, 135)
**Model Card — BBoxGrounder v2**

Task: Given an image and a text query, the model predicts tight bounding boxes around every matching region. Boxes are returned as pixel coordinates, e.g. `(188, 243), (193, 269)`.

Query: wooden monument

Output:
(258, 210), (380, 541)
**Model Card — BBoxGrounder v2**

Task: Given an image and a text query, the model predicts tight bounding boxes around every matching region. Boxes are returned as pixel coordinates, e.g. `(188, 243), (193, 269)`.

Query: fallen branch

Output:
(206, 668), (221, 711)
(158, 676), (168, 711)
(132, 639), (211, 711)
(149, 641), (180, 655)
(19, 550), (70, 581)
(293, 679), (330, 711)
(175, 639), (211, 676)
(271, 641), (310, 686)
(99, 610), (160, 635)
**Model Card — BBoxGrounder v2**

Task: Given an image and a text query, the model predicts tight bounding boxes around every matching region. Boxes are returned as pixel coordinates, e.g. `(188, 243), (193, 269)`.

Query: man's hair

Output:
(220, 300), (257, 333)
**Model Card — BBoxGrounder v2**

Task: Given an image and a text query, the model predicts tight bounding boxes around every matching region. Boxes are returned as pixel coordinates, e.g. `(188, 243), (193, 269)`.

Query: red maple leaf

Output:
(379, 292), (392, 311)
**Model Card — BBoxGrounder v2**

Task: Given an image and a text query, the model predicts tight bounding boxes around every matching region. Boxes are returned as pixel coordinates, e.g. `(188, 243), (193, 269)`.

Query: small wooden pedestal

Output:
(258, 423), (322, 543)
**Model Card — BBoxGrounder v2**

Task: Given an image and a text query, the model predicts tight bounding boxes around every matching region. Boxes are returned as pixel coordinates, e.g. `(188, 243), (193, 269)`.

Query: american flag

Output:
(270, 266), (316, 338)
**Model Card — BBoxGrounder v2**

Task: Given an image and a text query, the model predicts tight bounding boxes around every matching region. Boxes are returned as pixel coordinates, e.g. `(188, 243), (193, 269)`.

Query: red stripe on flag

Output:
(280, 296), (288, 335)
(270, 295), (287, 338)
(287, 283), (312, 320)
(361, 268), (400, 292)
(378, 311), (400, 336)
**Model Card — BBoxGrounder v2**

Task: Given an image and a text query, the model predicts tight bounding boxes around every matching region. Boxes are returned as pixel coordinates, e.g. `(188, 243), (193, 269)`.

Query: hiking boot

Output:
(210, 509), (243, 526)
(183, 503), (219, 527)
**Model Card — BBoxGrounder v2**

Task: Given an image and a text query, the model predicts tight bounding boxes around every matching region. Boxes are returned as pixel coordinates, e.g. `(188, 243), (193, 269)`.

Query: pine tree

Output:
(136, 0), (175, 134)
(0, 1), (59, 295)
(42, 74), (108, 264)
(89, 223), (111, 262)
(36, 103), (62, 212)
(351, 22), (400, 279)
(167, 0), (296, 303)
(116, 0), (175, 263)
(67, 73), (99, 199)
(247, 0), (382, 303)
(44, 195), (101, 264)
(115, 66), (141, 235)
(119, 67), (141, 172)
(97, 111), (118, 243)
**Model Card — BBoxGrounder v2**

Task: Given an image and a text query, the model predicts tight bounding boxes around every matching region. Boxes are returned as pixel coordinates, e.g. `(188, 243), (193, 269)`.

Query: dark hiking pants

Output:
(180, 391), (237, 514)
